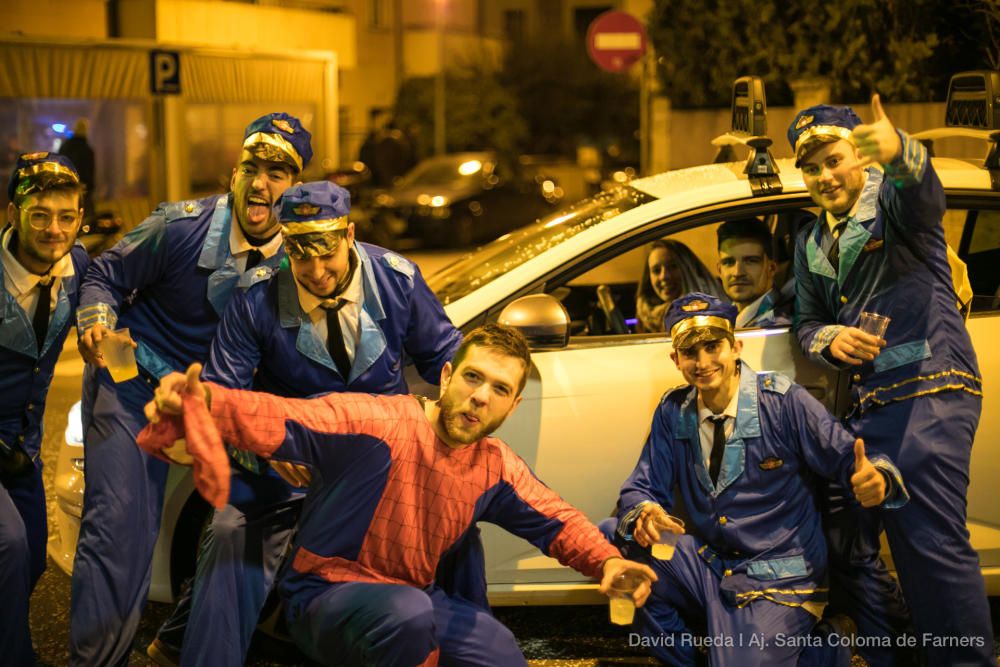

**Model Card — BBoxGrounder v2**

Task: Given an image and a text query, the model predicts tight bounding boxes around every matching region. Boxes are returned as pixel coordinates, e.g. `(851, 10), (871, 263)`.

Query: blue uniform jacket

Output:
(793, 133), (981, 413)
(0, 244), (89, 460)
(206, 242), (462, 396)
(616, 362), (905, 607)
(77, 193), (282, 380)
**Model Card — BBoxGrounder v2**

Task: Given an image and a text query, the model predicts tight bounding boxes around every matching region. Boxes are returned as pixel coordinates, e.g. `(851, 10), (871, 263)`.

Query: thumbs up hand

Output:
(851, 94), (902, 168)
(850, 438), (886, 507)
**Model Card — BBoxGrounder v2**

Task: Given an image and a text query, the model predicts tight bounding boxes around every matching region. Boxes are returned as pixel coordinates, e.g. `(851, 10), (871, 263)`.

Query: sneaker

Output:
(146, 638), (181, 667)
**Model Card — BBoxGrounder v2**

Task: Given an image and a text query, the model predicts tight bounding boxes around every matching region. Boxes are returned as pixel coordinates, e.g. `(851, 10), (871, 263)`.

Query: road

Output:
(25, 248), (1000, 666)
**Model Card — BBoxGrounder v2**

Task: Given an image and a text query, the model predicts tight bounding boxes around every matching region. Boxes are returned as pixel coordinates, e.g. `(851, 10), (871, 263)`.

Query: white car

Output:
(50, 73), (1000, 607)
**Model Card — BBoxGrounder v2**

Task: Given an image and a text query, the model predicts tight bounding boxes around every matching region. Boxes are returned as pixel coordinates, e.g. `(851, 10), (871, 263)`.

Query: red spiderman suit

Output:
(140, 379), (633, 666)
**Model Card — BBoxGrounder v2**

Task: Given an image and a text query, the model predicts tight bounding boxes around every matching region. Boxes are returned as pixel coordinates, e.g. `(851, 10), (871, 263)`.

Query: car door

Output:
(479, 198), (842, 599)
(951, 199), (1000, 590)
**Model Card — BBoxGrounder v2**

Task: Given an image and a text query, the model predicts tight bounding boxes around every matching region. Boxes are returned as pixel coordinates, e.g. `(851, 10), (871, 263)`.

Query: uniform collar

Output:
(677, 360), (761, 440)
(697, 382), (739, 423)
(735, 290), (774, 329)
(295, 245), (363, 316)
(197, 195), (234, 270)
(228, 216), (283, 260)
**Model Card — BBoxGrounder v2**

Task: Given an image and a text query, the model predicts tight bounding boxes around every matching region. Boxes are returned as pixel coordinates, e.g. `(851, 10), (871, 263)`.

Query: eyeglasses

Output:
(23, 209), (81, 232)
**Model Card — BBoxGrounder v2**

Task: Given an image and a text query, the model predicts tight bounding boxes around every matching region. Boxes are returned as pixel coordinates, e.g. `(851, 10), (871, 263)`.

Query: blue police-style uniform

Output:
(604, 293), (905, 667)
(69, 113), (312, 667)
(790, 106), (994, 666)
(607, 361), (907, 667)
(0, 152), (89, 666)
(0, 244), (89, 667)
(164, 182), (462, 667)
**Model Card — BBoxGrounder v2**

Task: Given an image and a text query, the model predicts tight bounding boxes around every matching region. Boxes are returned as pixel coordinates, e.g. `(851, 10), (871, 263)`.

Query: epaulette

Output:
(661, 383), (693, 405)
(758, 371), (791, 395)
(161, 199), (204, 222)
(382, 252), (414, 279)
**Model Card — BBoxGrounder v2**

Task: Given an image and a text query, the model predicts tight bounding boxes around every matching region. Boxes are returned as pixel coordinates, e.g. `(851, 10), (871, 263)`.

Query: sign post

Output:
(586, 11), (649, 174)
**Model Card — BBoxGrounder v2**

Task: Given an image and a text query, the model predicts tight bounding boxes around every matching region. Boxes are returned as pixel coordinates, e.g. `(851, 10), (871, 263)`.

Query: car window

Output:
(957, 207), (1000, 312)
(427, 185), (653, 304)
(546, 204), (816, 337)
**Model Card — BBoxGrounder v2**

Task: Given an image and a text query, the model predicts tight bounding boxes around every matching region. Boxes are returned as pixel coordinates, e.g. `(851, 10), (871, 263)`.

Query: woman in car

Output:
(635, 239), (724, 332)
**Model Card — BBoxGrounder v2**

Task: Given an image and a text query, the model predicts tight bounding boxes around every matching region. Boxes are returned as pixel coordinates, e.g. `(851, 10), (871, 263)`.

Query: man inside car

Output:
(715, 217), (790, 328)
(604, 293), (906, 667)
(790, 97), (994, 666)
(139, 323), (658, 667)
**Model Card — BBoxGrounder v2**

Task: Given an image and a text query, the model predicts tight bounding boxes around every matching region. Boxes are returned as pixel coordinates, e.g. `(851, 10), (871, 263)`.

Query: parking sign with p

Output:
(150, 50), (181, 95)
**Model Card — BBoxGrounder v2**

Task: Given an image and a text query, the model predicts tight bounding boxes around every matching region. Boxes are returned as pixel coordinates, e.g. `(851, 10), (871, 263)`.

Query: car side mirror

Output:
(498, 294), (570, 349)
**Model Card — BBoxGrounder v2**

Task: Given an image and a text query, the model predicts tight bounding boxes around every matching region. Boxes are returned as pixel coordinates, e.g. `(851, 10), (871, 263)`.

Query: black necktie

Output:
(32, 278), (53, 352)
(323, 300), (351, 379)
(828, 221), (848, 268)
(245, 249), (263, 270)
(708, 415), (727, 485)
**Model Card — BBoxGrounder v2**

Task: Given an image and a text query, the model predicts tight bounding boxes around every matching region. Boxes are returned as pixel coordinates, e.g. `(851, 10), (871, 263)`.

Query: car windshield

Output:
(398, 155), (490, 188)
(428, 185), (654, 304)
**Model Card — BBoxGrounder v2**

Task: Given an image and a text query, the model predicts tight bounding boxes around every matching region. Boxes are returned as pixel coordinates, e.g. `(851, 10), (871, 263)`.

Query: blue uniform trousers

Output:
(70, 367), (167, 666)
(0, 465), (46, 667)
(159, 466), (489, 666)
(287, 582), (525, 667)
(599, 519), (849, 667)
(832, 391), (994, 667)
(175, 465), (303, 667)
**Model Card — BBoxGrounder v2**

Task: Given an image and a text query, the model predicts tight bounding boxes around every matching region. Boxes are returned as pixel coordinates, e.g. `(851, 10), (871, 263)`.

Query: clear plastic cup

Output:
(650, 514), (685, 560)
(608, 571), (645, 625)
(99, 327), (138, 383)
(858, 312), (890, 339)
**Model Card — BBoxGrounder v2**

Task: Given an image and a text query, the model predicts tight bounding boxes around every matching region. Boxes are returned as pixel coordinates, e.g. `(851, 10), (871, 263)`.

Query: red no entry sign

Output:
(586, 10), (647, 73)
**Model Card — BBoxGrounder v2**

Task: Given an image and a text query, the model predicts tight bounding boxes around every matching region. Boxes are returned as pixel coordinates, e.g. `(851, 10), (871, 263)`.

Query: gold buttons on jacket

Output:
(840, 295), (848, 303)
(724, 569), (733, 577)
(853, 374), (861, 383)
(718, 516), (728, 525)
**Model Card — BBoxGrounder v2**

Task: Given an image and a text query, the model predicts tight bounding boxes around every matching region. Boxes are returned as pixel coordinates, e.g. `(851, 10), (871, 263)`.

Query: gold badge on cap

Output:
(795, 114), (814, 130)
(293, 203), (321, 217)
(681, 299), (710, 312)
(272, 119), (295, 134)
(21, 151), (49, 161)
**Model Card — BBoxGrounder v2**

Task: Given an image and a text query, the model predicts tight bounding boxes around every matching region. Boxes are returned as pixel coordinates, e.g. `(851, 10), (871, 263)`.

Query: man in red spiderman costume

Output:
(141, 323), (655, 667)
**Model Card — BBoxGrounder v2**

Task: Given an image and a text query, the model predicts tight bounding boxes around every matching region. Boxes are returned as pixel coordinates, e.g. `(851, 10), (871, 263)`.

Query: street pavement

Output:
(24, 248), (1000, 666)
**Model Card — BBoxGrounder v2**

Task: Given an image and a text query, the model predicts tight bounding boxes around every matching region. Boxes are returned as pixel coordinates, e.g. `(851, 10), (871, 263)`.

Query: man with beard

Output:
(147, 180), (463, 667)
(70, 113), (312, 666)
(140, 324), (658, 667)
(716, 218), (790, 328)
(1, 153), (88, 665)
(790, 97), (993, 666)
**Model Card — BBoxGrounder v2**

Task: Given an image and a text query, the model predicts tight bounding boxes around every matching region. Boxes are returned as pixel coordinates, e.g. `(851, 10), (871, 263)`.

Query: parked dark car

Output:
(369, 151), (563, 248)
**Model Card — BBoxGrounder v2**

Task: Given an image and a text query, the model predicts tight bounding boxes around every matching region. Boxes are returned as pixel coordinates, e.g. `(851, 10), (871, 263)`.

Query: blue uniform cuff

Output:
(871, 455), (909, 509)
(77, 303), (118, 332)
(881, 130), (927, 188)
(618, 500), (657, 542)
(809, 325), (846, 368)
